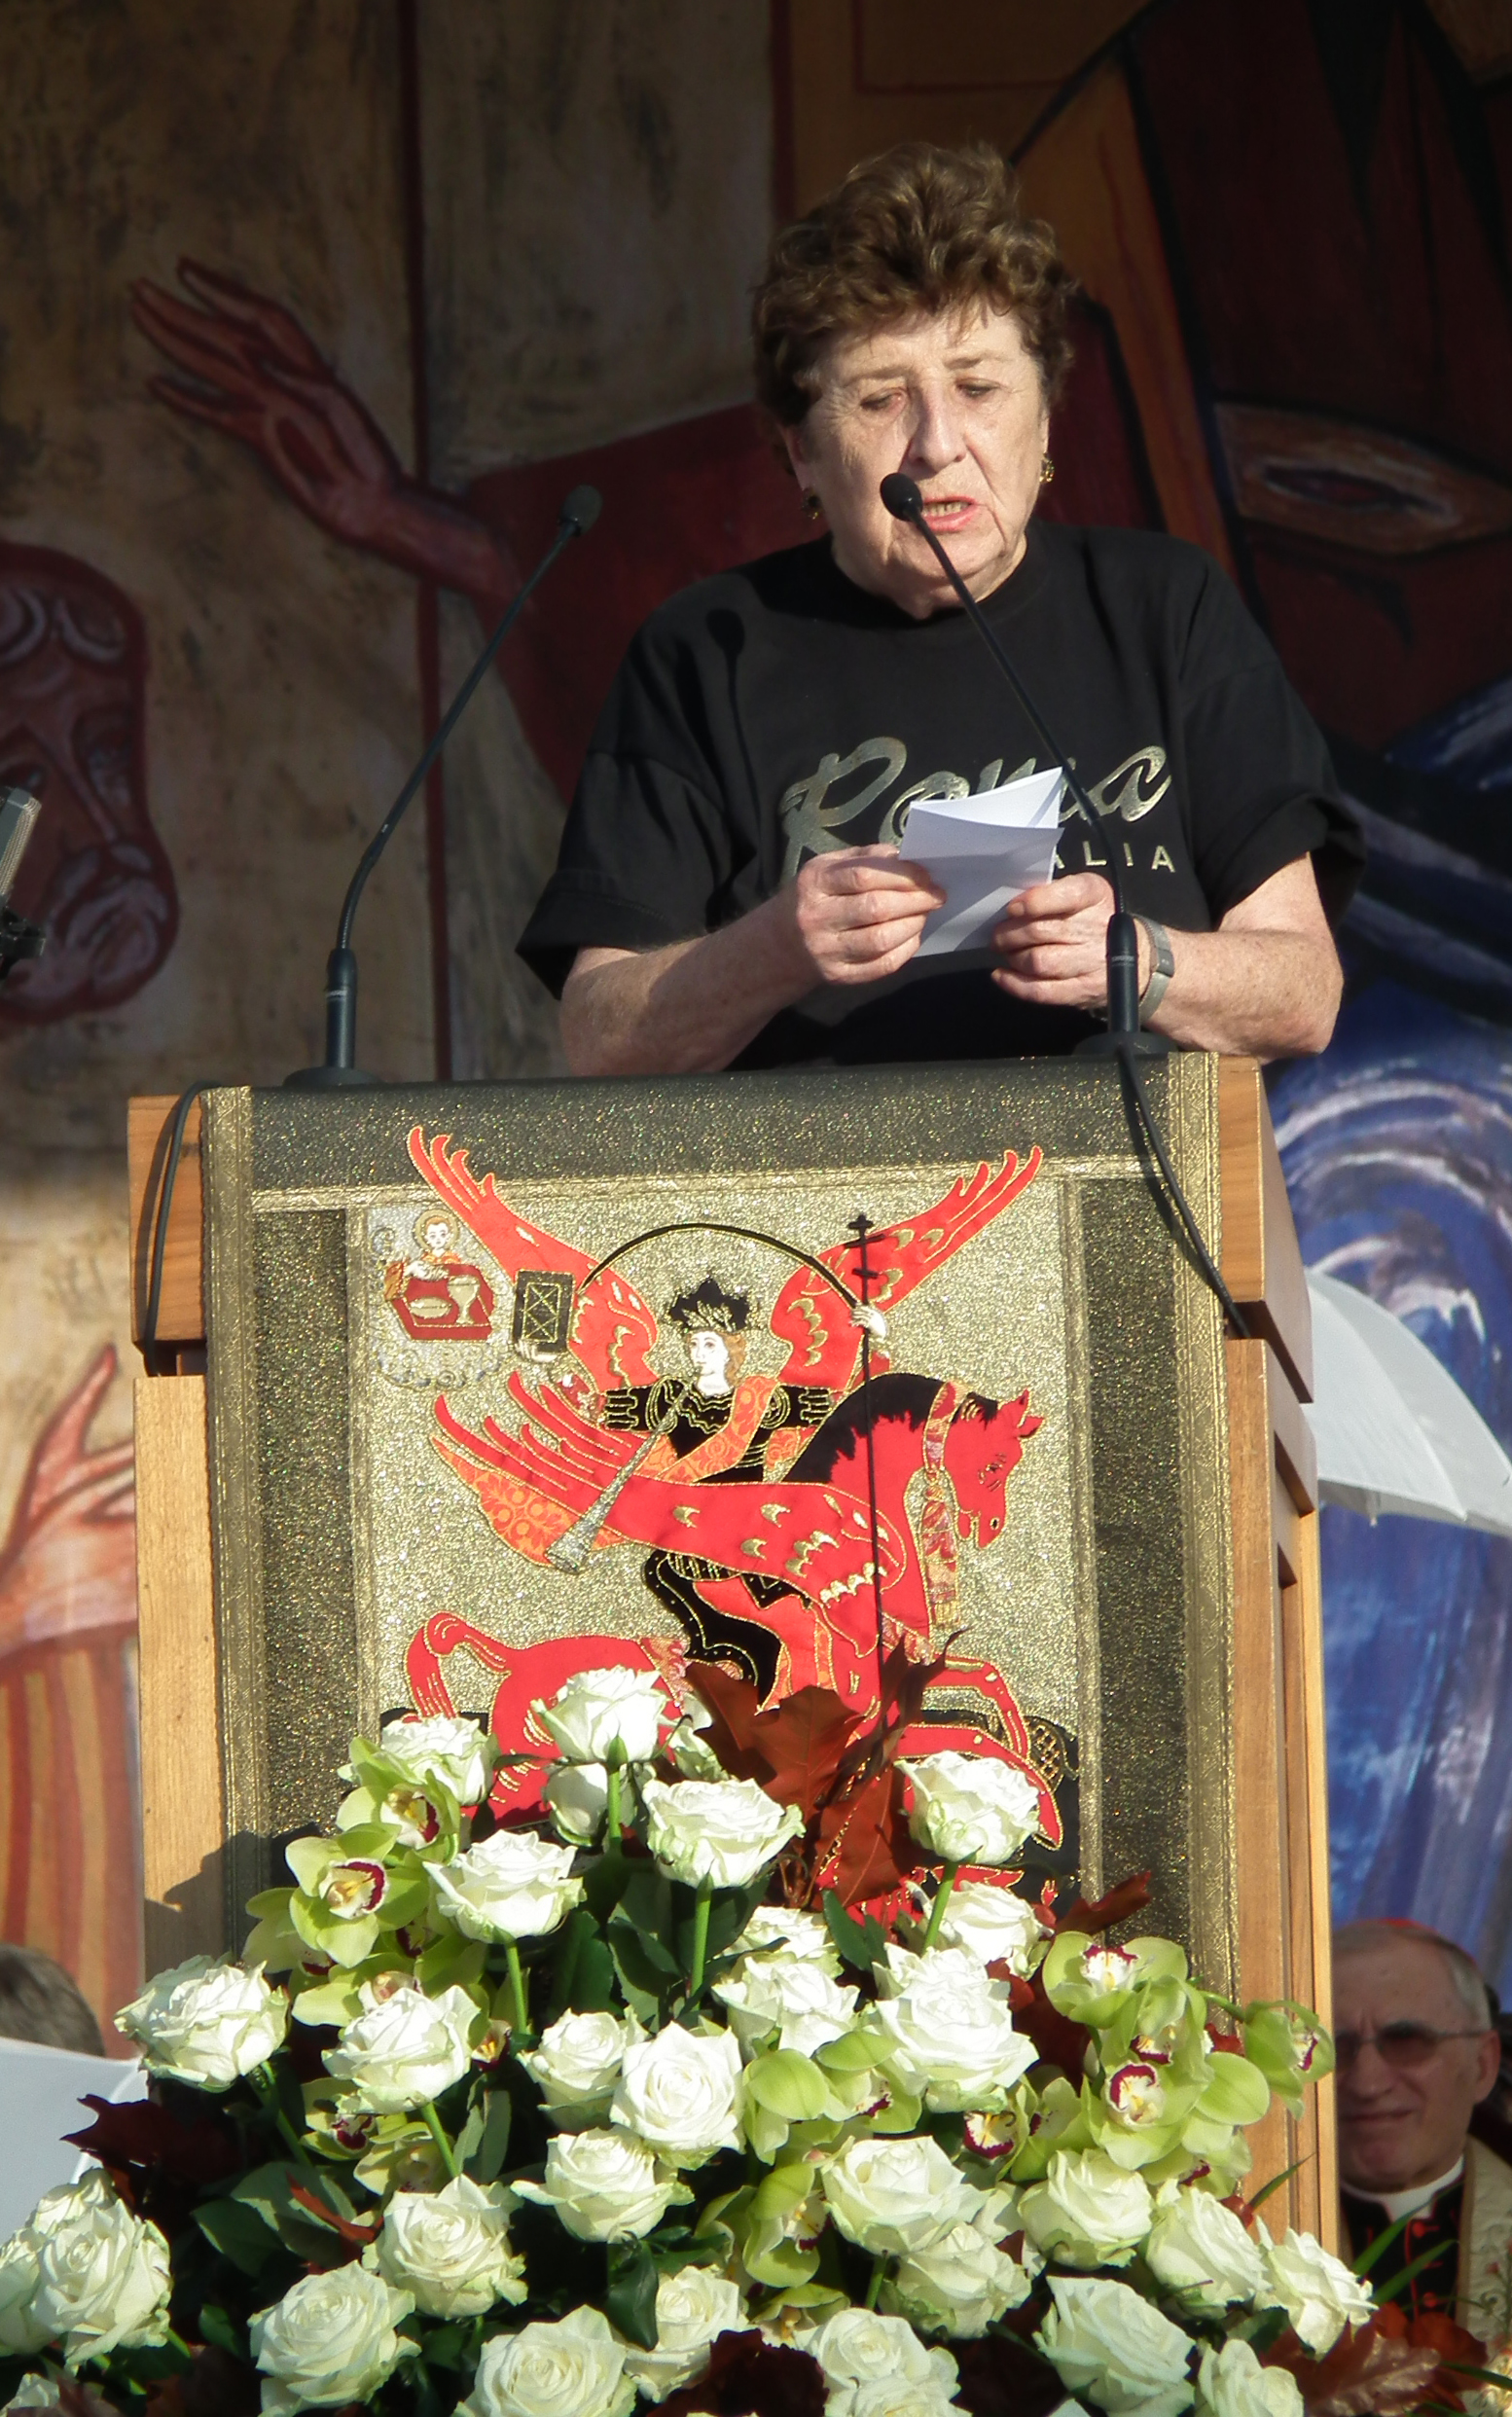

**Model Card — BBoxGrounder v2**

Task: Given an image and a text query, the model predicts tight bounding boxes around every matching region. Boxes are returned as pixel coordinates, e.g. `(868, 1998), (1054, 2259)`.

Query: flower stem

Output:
(921, 1860), (961, 1953)
(256, 2061), (315, 2171)
(688, 1875), (714, 2000)
(421, 2097), (461, 2181)
(866, 2255), (887, 2310)
(505, 1938), (532, 2041)
(606, 1762), (623, 1846)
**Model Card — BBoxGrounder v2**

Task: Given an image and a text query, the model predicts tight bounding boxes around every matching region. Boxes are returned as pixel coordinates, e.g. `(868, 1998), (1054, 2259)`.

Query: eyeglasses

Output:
(1334, 2023), (1490, 2073)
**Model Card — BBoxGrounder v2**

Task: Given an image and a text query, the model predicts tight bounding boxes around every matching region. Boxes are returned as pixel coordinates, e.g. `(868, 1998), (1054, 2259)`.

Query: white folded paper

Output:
(899, 765), (1065, 956)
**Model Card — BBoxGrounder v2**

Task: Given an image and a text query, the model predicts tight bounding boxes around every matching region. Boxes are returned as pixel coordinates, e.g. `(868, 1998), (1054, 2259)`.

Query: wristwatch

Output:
(1136, 915), (1175, 1022)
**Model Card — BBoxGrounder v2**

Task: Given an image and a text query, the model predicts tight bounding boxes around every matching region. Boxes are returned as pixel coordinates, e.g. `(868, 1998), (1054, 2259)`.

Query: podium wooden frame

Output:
(128, 1059), (1336, 2247)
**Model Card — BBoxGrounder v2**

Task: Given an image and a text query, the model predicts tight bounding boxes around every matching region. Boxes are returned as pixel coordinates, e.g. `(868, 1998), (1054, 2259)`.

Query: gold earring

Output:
(802, 489), (824, 522)
(1039, 454), (1055, 486)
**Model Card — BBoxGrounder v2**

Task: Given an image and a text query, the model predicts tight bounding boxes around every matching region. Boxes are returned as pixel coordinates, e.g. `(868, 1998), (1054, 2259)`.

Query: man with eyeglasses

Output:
(1335, 1918), (1510, 2351)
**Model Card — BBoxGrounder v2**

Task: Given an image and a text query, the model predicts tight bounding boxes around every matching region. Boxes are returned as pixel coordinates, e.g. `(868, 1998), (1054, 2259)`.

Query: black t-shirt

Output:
(518, 522), (1362, 1064)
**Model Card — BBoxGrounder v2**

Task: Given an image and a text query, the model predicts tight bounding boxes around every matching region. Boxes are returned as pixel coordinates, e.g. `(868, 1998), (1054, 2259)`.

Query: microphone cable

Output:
(878, 473), (1249, 1342)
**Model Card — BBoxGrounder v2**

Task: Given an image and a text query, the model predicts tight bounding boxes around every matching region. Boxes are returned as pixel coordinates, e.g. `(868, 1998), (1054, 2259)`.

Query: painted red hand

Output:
(0, 1345), (135, 1656)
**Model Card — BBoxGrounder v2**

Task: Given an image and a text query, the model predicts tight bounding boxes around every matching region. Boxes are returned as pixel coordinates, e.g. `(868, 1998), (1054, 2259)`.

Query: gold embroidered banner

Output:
(201, 1058), (1235, 1986)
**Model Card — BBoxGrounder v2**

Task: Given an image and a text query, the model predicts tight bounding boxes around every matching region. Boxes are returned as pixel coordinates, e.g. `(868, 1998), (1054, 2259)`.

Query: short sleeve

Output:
(518, 604), (760, 997)
(1178, 566), (1364, 923)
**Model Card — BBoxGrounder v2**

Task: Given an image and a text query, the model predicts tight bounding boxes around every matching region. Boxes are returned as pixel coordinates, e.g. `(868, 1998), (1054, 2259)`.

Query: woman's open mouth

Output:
(918, 494), (979, 529)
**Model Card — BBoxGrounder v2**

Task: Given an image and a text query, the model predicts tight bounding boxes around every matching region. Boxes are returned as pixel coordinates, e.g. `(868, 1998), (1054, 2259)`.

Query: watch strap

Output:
(1136, 915), (1175, 1022)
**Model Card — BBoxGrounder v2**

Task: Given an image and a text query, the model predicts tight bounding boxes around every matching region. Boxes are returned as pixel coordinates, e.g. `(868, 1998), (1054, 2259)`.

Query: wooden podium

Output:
(127, 1058), (1336, 2246)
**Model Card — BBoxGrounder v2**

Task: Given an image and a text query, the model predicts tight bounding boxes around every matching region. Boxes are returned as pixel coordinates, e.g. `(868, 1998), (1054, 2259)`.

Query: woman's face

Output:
(783, 302), (1050, 621)
(686, 1327), (733, 1391)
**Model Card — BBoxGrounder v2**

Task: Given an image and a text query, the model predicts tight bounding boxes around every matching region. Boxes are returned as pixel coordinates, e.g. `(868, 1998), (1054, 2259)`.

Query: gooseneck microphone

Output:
(286, 483), (604, 1088)
(0, 787), (46, 982)
(878, 471), (1162, 1056)
(879, 473), (1249, 1337)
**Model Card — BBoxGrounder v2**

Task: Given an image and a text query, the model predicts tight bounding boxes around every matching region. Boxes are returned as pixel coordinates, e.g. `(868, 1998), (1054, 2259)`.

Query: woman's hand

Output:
(782, 844), (946, 988)
(990, 871), (1133, 1007)
(991, 857), (1343, 1058)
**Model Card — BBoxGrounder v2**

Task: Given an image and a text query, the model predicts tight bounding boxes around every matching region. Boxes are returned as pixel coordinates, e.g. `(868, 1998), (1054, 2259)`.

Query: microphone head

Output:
(559, 483), (603, 536)
(880, 472), (924, 522)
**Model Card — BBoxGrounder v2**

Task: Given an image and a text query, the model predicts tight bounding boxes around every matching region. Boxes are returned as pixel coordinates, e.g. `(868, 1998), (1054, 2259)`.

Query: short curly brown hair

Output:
(752, 142), (1076, 431)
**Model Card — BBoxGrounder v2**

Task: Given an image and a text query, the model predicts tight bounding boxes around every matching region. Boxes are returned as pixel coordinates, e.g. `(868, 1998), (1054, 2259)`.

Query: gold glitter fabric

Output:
(203, 1057), (1234, 1987)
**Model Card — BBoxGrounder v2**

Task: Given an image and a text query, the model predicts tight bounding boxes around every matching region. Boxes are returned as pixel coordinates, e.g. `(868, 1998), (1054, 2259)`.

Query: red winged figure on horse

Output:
(400, 1127), (1065, 1858)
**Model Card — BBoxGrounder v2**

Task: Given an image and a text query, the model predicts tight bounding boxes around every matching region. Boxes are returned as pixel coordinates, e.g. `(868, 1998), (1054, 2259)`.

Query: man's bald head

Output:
(1333, 1921), (1499, 2195)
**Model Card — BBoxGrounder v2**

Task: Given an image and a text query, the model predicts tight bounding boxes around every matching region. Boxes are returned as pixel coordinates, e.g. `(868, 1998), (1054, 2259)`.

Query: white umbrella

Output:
(1305, 1270), (1512, 1536)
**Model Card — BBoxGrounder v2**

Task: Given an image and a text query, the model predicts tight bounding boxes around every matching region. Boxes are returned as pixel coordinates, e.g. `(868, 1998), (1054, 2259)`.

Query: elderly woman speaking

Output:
(520, 143), (1360, 1073)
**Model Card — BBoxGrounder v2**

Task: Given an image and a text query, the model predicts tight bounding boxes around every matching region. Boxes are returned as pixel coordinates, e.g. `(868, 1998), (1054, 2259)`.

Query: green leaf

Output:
(619, 1866), (676, 1949)
(194, 2197), (279, 2277)
(609, 1920), (681, 1998)
(570, 1930), (618, 2014)
(548, 1908), (591, 2019)
(1246, 2157), (1309, 2218)
(463, 2088), (513, 2184)
(821, 1889), (886, 1974)
(606, 2242), (661, 2351)
(699, 1878), (770, 1963)
(197, 2302), (247, 2358)
(1371, 2240), (1460, 2308)
(745, 2050), (834, 2122)
(584, 1853), (635, 1924)
(423, 2324), (467, 2370)
(1349, 2209), (1410, 2277)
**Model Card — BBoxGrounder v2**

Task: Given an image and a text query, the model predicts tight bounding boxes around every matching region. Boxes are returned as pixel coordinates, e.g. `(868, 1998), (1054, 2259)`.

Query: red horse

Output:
(402, 1126), (1060, 1846)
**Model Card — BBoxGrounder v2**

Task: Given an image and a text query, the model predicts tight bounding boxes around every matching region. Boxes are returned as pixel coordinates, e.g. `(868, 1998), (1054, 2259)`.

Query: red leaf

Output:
(818, 1768), (914, 1908)
(660, 2330), (825, 2417)
(1264, 2316), (1453, 2414)
(684, 1666), (775, 1785)
(745, 1686), (865, 1809)
(288, 2181), (381, 2246)
(1054, 1871), (1152, 1936)
(64, 2094), (241, 2187)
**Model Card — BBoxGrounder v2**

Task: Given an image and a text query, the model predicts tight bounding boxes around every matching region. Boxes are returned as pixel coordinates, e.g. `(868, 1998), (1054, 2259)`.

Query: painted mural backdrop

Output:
(3, 0), (1511, 2036)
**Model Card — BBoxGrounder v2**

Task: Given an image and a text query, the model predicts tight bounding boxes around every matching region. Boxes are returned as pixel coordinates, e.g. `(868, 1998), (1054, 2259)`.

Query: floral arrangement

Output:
(0, 1658), (1494, 2417)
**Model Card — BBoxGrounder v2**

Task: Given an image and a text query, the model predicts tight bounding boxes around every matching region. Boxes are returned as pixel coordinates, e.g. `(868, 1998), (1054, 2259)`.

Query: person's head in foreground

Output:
(753, 140), (1075, 621)
(0, 1941), (104, 2056)
(1334, 1918), (1498, 2196)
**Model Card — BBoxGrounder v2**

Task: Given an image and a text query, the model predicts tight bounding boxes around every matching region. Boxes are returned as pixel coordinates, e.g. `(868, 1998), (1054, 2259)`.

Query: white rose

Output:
(116, 1954), (287, 2088)
(0, 2231), (49, 2356)
(324, 1980), (478, 2112)
(1146, 2188), (1263, 2312)
(1020, 2149), (1154, 2269)
(521, 2010), (635, 2125)
(888, 2219), (1033, 2338)
(1259, 2226), (1373, 2357)
(900, 1752), (1040, 1867)
(1195, 2339), (1303, 2417)
(368, 2175), (525, 2319)
(820, 2134), (983, 2257)
(515, 2129), (682, 2241)
(641, 1776), (803, 1888)
(460, 2304), (636, 2417)
(1036, 2277), (1194, 2417)
(733, 1904), (841, 1975)
(610, 2024), (742, 2163)
(666, 1711), (726, 1781)
(810, 2307), (959, 2417)
(847, 2385), (961, 2417)
(935, 1881), (1047, 1973)
(378, 1713), (497, 1804)
(544, 1762), (630, 1847)
(25, 2172), (171, 2368)
(3, 2381), (68, 2412)
(622, 2264), (744, 2401)
(538, 1668), (668, 1764)
(252, 2264), (414, 2415)
(873, 1947), (1035, 2110)
(431, 1828), (583, 1942)
(715, 1955), (858, 2057)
